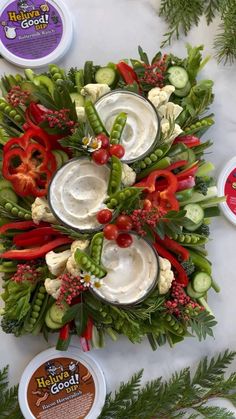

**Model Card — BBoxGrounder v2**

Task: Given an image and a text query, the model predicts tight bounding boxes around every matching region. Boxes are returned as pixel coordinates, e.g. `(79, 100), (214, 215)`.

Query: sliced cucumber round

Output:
(184, 204), (204, 231)
(186, 283), (205, 299)
(95, 67), (117, 86)
(70, 92), (85, 107)
(49, 302), (69, 324)
(192, 272), (212, 294)
(167, 66), (189, 89)
(174, 81), (191, 97)
(45, 310), (62, 330)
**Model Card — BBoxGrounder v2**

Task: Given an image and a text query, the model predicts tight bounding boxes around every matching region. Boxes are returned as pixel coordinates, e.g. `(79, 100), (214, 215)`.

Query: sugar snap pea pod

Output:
(110, 112), (127, 144)
(49, 64), (65, 81)
(85, 100), (109, 136)
(188, 249), (212, 275)
(32, 293), (50, 335)
(136, 157), (171, 180)
(106, 187), (141, 209)
(90, 232), (104, 265)
(171, 232), (208, 245)
(132, 143), (171, 172)
(2, 199), (32, 220)
(75, 249), (107, 278)
(108, 156), (122, 195)
(0, 98), (24, 126)
(23, 285), (47, 333)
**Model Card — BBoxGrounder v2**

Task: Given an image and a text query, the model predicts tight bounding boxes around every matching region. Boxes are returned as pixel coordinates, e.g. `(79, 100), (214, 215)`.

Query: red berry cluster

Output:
(140, 54), (168, 88)
(165, 281), (204, 319)
(7, 86), (30, 107)
(130, 206), (163, 236)
(96, 211), (133, 248)
(92, 134), (125, 165)
(43, 109), (75, 131)
(12, 263), (39, 283)
(57, 273), (87, 305)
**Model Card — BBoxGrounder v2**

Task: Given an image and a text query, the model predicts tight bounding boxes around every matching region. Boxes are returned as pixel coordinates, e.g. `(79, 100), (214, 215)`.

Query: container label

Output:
(0, 0), (63, 60)
(27, 357), (96, 419)
(224, 168), (236, 215)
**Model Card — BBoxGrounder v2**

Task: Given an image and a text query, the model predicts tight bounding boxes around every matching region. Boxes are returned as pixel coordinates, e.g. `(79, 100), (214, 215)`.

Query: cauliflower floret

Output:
(121, 163), (136, 187)
(81, 83), (111, 103)
(71, 239), (90, 253)
(148, 85), (175, 108)
(45, 277), (62, 300)
(158, 257), (174, 294)
(31, 197), (57, 225)
(45, 250), (71, 276)
(158, 102), (183, 122)
(66, 255), (81, 277)
(76, 106), (86, 122)
(161, 122), (183, 142)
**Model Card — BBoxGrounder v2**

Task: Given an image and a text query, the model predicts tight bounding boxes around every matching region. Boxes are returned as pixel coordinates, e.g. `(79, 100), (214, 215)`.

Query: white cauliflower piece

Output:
(148, 85), (175, 108)
(161, 122), (183, 142)
(81, 83), (111, 103)
(45, 277), (62, 300)
(46, 250), (71, 276)
(71, 239), (90, 253)
(158, 257), (174, 294)
(121, 163), (136, 187)
(158, 102), (183, 122)
(66, 255), (81, 277)
(31, 197), (57, 225)
(76, 106), (86, 122)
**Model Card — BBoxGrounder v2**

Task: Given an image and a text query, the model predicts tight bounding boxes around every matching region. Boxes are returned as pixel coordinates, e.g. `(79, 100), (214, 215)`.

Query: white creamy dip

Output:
(95, 91), (159, 162)
(49, 159), (110, 231)
(93, 235), (159, 305)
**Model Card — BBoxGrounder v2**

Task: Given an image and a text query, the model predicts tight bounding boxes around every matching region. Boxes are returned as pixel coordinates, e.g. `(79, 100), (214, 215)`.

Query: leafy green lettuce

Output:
(1, 281), (35, 321)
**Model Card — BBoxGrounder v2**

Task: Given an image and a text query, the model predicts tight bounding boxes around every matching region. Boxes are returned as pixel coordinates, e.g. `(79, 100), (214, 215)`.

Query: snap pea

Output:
(75, 249), (107, 278)
(90, 232), (104, 265)
(85, 100), (109, 136)
(170, 233), (208, 245)
(106, 187), (140, 209)
(136, 157), (171, 180)
(188, 249), (212, 275)
(110, 112), (127, 144)
(49, 64), (65, 82)
(163, 313), (184, 335)
(108, 156), (122, 195)
(0, 98), (24, 124)
(2, 198), (32, 220)
(132, 143), (170, 173)
(23, 285), (47, 333)
(183, 117), (214, 136)
(0, 127), (9, 145)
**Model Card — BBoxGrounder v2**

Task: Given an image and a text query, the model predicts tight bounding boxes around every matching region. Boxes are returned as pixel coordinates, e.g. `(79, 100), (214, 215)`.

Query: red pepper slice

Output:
(165, 160), (189, 172)
(13, 227), (59, 247)
(155, 235), (190, 261)
(143, 170), (179, 212)
(0, 237), (72, 260)
(81, 317), (93, 341)
(56, 324), (71, 351)
(153, 242), (189, 286)
(174, 135), (201, 148)
(117, 62), (139, 85)
(0, 221), (48, 235)
(4, 127), (53, 153)
(176, 162), (199, 180)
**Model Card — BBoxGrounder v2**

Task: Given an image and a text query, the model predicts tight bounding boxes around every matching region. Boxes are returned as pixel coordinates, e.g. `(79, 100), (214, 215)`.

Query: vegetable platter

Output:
(0, 44), (224, 352)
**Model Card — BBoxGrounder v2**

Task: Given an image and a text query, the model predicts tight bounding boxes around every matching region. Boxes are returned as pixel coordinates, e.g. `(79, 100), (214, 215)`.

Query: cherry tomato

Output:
(96, 209), (113, 224)
(92, 149), (109, 165)
(109, 144), (125, 159)
(116, 233), (133, 248)
(103, 224), (119, 240)
(115, 215), (133, 231)
(96, 134), (110, 149)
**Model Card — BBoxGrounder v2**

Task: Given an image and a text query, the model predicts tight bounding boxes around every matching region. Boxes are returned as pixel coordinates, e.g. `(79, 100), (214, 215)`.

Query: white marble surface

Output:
(1, 0), (236, 415)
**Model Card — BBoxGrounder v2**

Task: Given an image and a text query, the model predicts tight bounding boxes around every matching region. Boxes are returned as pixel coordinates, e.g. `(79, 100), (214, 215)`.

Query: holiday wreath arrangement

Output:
(0, 45), (224, 351)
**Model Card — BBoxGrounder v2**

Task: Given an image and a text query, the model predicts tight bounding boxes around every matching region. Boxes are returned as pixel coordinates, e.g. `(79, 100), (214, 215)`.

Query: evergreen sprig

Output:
(0, 365), (23, 419)
(99, 350), (236, 419)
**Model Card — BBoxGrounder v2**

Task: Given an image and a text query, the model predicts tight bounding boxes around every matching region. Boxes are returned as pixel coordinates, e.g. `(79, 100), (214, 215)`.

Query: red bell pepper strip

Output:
(0, 221), (49, 235)
(0, 237), (72, 260)
(165, 160), (189, 172)
(153, 242), (189, 286)
(13, 227), (60, 247)
(4, 127), (53, 153)
(176, 162), (199, 180)
(174, 135), (201, 148)
(56, 324), (71, 351)
(155, 235), (190, 261)
(116, 62), (139, 85)
(81, 317), (93, 340)
(14, 235), (53, 248)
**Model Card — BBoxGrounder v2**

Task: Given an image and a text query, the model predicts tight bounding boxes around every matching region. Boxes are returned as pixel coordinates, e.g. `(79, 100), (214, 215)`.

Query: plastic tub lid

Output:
(218, 156), (236, 226)
(18, 347), (106, 419)
(0, 0), (73, 68)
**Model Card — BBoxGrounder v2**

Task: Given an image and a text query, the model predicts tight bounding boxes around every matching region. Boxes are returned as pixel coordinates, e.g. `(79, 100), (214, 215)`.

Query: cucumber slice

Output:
(168, 66), (189, 89)
(49, 302), (69, 324)
(184, 203), (204, 225)
(0, 179), (13, 190)
(186, 283), (205, 299)
(192, 272), (212, 294)
(45, 310), (62, 330)
(174, 81), (191, 97)
(70, 92), (85, 107)
(0, 188), (18, 204)
(95, 67), (117, 86)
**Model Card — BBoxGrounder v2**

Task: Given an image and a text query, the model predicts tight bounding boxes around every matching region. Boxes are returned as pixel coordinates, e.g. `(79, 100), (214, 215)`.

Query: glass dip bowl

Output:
(48, 157), (110, 233)
(95, 90), (161, 164)
(91, 233), (160, 306)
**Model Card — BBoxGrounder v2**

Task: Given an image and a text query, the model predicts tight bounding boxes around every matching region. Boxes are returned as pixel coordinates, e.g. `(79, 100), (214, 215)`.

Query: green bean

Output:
(108, 156), (122, 195)
(90, 232), (104, 265)
(75, 249), (107, 278)
(85, 101), (108, 136)
(110, 112), (127, 144)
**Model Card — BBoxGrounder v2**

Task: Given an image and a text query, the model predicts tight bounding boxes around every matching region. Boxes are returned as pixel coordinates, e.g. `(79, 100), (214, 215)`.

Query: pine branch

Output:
(188, 310), (217, 341)
(0, 366), (23, 418)
(214, 0), (236, 64)
(204, 0), (221, 24)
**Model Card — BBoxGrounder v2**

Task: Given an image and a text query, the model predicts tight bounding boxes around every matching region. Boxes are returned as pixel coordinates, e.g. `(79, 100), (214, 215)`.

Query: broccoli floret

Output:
(67, 67), (78, 84)
(195, 223), (210, 237)
(195, 177), (208, 195)
(181, 259), (195, 276)
(1, 316), (23, 336)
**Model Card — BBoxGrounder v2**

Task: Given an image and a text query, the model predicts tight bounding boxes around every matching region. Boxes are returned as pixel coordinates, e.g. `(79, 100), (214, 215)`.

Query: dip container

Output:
(218, 156), (236, 225)
(0, 0), (73, 67)
(92, 232), (160, 307)
(18, 347), (106, 419)
(95, 90), (161, 163)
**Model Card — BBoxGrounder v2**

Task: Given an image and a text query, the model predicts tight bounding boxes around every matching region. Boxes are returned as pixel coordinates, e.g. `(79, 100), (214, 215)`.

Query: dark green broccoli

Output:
(181, 259), (195, 276)
(67, 67), (78, 84)
(195, 223), (210, 237)
(1, 316), (23, 336)
(195, 177), (208, 195)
